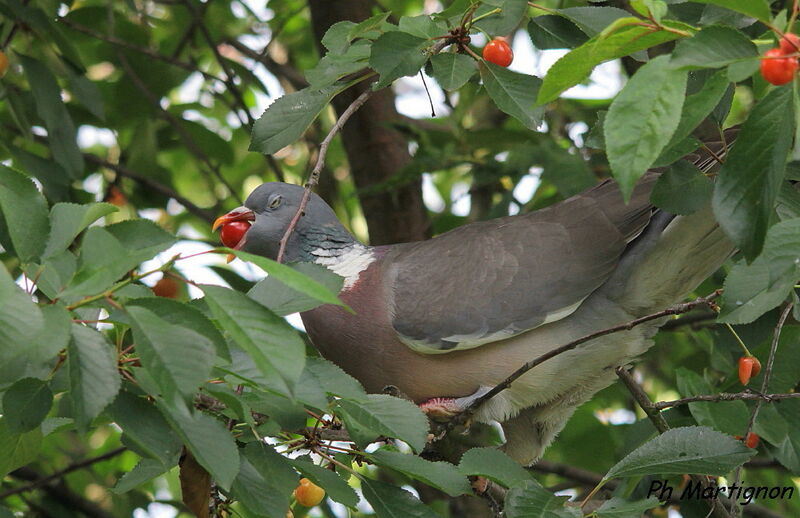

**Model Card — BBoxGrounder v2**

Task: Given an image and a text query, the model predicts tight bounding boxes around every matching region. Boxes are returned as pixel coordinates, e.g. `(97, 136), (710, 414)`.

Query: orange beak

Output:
(212, 207), (255, 232)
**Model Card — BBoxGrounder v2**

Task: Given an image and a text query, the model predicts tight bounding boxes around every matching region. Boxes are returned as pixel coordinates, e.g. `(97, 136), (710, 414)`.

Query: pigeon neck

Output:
(297, 225), (374, 290)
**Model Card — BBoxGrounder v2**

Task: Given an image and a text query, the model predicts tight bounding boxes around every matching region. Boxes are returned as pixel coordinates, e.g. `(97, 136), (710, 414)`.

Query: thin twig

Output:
(730, 303), (793, 517)
(616, 367), (670, 433)
(0, 447), (127, 499)
(653, 391), (800, 410)
(448, 290), (722, 427)
(275, 89), (373, 263)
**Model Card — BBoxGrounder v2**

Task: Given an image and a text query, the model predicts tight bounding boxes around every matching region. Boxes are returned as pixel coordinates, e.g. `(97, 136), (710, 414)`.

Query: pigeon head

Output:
(213, 182), (354, 262)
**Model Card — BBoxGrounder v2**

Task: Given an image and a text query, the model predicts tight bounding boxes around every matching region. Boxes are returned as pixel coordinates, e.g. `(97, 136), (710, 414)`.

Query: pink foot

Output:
(419, 397), (463, 421)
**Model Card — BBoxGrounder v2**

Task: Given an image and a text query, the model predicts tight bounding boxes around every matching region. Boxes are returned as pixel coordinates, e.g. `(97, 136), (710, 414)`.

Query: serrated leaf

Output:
(398, 15), (446, 40)
(302, 357), (366, 400)
(229, 248), (345, 308)
(604, 426), (754, 480)
(689, 0), (771, 23)
(713, 86), (794, 261)
(247, 262), (343, 316)
(19, 55), (83, 178)
(68, 324), (121, 430)
(107, 391), (182, 465)
(2, 378), (53, 433)
(0, 419), (42, 478)
(556, 6), (633, 36)
(369, 31), (429, 89)
(160, 401), (240, 491)
(336, 394), (428, 452)
(201, 285), (305, 395)
(231, 442), (297, 518)
(459, 447), (532, 488)
(0, 265), (44, 362)
(250, 84), (345, 155)
(596, 497), (660, 517)
(670, 25), (757, 70)
(538, 23), (685, 104)
(126, 306), (216, 400)
(113, 457), (172, 493)
(504, 480), (581, 518)
(651, 161), (713, 215)
(369, 448), (471, 496)
(430, 53), (476, 91)
(473, 0), (528, 36)
(605, 55), (687, 200)
(306, 40), (371, 89)
(528, 16), (587, 50)
(719, 218), (800, 323)
(0, 165), (50, 263)
(480, 63), (543, 130)
(361, 478), (439, 518)
(43, 202), (118, 259)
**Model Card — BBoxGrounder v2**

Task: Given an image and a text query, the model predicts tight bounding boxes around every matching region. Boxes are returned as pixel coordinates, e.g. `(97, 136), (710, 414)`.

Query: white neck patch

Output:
(311, 244), (374, 290)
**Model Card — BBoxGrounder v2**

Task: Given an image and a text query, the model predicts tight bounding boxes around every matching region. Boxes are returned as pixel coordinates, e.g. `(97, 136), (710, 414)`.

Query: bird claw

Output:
(419, 397), (464, 421)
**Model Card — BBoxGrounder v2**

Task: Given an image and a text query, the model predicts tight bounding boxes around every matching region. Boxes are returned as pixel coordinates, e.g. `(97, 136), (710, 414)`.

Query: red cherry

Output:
(750, 356), (762, 377)
(483, 38), (513, 67)
(738, 356), (754, 385)
(760, 48), (798, 85)
(745, 432), (759, 449)
(219, 221), (250, 248)
(152, 276), (180, 298)
(780, 33), (800, 54)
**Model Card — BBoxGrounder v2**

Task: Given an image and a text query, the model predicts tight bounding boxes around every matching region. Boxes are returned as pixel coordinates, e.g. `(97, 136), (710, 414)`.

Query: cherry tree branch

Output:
(448, 290), (722, 428)
(653, 391), (800, 410)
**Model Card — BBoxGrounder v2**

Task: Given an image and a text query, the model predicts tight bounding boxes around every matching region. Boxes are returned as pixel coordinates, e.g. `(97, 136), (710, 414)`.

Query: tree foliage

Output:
(0, 1), (799, 517)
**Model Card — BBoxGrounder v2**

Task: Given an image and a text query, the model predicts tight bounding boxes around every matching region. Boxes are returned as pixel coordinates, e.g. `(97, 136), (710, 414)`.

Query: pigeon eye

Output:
(269, 195), (282, 209)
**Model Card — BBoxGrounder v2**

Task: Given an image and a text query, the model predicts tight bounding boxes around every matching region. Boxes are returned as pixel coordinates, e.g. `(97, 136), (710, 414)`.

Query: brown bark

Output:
(308, 0), (431, 245)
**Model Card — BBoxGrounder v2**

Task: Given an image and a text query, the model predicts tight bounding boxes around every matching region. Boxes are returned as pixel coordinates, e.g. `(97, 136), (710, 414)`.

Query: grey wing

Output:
(387, 176), (657, 354)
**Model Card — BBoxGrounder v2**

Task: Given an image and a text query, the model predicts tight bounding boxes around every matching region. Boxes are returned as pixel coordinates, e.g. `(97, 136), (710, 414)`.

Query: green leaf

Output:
(0, 419), (42, 478)
(231, 442), (297, 518)
(398, 15), (446, 40)
(651, 161), (713, 215)
(350, 12), (392, 40)
(670, 25), (757, 70)
(113, 457), (172, 494)
(605, 55), (687, 200)
(537, 23), (686, 104)
(169, 409), (240, 491)
(361, 478), (439, 518)
(302, 357), (366, 400)
(201, 285), (305, 395)
(430, 53), (476, 91)
(336, 394), (428, 452)
(229, 248), (346, 308)
(480, 63), (543, 131)
(369, 448), (471, 496)
(719, 218), (800, 324)
(604, 426), (754, 480)
(0, 165), (50, 263)
(68, 324), (121, 430)
(124, 297), (229, 361)
(7, 146), (71, 202)
(290, 456), (359, 508)
(459, 448), (532, 488)
(19, 55), (84, 178)
(250, 84), (345, 155)
(675, 368), (749, 435)
(528, 16), (587, 50)
(0, 265), (44, 362)
(306, 40), (371, 89)
(689, 0), (771, 23)
(595, 497), (660, 518)
(107, 391), (182, 465)
(2, 378), (53, 433)
(247, 262), (344, 316)
(473, 0), (528, 36)
(369, 31), (429, 89)
(712, 85), (794, 261)
(322, 21), (357, 54)
(659, 69), (730, 160)
(504, 480), (581, 518)
(556, 6), (633, 36)
(43, 202), (118, 259)
(126, 306), (216, 400)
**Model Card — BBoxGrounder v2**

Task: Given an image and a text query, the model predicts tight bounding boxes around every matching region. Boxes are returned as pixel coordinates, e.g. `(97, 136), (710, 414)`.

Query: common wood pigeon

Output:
(213, 144), (734, 465)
